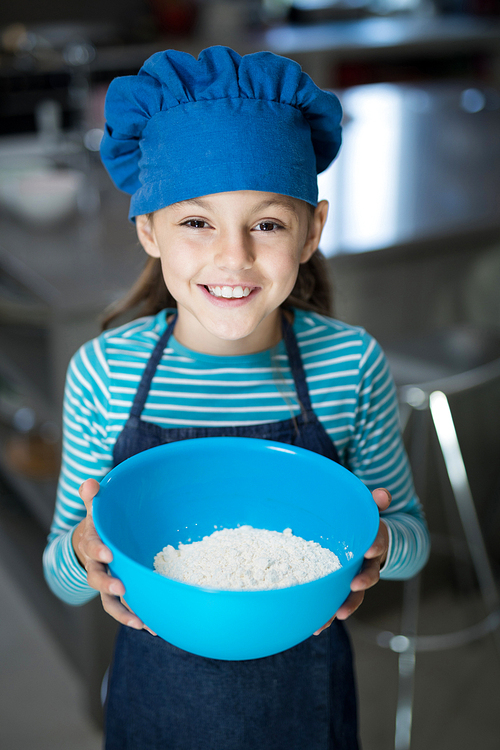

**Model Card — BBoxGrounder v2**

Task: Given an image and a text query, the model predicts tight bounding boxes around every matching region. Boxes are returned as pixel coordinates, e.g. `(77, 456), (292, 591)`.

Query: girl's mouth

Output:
(205, 285), (254, 299)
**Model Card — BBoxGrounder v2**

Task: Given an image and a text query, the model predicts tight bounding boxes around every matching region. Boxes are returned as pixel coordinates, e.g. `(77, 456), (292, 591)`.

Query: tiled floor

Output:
(1, 556), (499, 750)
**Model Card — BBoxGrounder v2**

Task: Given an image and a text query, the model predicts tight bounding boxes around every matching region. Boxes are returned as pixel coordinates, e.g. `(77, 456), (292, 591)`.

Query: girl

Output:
(43, 46), (429, 749)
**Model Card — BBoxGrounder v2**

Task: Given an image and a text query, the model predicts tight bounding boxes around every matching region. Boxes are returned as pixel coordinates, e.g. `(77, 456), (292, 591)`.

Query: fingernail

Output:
(110, 583), (122, 595)
(377, 488), (391, 500)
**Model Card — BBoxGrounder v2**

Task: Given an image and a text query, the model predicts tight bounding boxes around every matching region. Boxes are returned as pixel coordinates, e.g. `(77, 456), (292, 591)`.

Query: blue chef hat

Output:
(100, 46), (343, 221)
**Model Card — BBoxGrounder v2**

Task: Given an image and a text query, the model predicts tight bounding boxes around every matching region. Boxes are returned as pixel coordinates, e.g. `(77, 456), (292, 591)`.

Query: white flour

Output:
(153, 525), (341, 590)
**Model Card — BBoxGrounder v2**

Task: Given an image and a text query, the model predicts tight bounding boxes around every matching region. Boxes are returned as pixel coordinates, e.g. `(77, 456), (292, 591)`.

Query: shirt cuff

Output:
(44, 528), (98, 605)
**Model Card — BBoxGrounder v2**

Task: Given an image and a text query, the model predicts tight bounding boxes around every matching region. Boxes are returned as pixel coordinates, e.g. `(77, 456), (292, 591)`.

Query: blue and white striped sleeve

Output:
(43, 336), (114, 605)
(348, 333), (430, 579)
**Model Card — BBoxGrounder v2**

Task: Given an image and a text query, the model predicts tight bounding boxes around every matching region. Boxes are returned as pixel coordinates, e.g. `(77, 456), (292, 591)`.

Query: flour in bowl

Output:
(153, 525), (341, 590)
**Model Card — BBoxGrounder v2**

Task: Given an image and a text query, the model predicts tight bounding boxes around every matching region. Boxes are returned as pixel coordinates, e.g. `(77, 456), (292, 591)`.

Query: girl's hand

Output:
(314, 488), (391, 635)
(72, 478), (156, 635)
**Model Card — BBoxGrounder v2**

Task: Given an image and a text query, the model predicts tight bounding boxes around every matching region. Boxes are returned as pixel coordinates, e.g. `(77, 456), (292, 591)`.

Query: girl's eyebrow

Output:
(251, 198), (300, 220)
(171, 197), (212, 210)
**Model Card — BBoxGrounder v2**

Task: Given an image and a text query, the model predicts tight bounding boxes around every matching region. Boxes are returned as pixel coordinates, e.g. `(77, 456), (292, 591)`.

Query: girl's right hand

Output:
(72, 478), (155, 634)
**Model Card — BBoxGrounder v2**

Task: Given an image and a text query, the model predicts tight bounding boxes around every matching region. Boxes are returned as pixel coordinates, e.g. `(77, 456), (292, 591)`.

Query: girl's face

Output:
(136, 191), (328, 355)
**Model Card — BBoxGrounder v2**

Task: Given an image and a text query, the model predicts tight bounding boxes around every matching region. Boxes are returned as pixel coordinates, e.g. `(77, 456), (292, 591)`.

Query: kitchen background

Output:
(0, 0), (499, 748)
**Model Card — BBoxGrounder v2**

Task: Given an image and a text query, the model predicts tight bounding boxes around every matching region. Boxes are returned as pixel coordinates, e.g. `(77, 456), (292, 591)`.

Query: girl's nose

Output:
(214, 232), (254, 272)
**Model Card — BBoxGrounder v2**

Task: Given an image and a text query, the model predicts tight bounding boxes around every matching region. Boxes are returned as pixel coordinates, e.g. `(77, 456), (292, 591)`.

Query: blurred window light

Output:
(319, 84), (403, 255)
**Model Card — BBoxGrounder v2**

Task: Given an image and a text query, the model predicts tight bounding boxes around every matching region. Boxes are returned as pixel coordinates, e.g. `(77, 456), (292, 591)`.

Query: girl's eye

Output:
(182, 219), (210, 229)
(254, 221), (282, 232)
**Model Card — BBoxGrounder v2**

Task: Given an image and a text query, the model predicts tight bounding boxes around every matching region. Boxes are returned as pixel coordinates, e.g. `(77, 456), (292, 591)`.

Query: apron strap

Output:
(281, 313), (314, 415)
(128, 314), (178, 421)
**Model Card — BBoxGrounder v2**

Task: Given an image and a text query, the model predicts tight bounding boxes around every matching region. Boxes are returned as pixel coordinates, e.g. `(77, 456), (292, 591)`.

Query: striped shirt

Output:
(43, 308), (430, 604)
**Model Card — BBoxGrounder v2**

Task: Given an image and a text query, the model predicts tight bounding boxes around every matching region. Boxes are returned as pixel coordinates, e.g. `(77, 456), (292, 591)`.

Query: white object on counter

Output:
(0, 164), (85, 225)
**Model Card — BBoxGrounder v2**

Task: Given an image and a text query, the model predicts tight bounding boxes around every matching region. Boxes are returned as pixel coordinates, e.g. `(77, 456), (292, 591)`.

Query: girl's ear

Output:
(300, 200), (329, 263)
(136, 214), (161, 258)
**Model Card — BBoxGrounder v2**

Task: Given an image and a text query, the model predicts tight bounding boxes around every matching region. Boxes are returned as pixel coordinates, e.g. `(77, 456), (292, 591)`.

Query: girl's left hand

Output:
(314, 488), (391, 635)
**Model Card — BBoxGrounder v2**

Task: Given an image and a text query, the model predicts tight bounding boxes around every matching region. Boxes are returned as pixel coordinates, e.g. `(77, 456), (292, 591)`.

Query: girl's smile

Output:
(205, 285), (254, 299)
(136, 190), (328, 355)
(200, 284), (259, 307)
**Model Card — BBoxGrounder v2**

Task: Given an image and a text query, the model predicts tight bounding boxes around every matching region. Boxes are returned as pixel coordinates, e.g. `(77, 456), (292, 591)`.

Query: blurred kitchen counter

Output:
(62, 14), (500, 86)
(255, 13), (500, 86)
(2, 14), (500, 87)
(0, 172), (142, 408)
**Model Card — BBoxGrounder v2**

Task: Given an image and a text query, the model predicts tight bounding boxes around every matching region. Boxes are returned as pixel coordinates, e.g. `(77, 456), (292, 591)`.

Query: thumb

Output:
(79, 478), (101, 515)
(372, 488), (392, 512)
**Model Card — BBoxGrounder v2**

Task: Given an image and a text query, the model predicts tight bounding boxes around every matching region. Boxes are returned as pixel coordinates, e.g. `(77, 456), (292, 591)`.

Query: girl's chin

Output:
(188, 314), (278, 352)
(174, 296), (283, 351)
(203, 321), (262, 343)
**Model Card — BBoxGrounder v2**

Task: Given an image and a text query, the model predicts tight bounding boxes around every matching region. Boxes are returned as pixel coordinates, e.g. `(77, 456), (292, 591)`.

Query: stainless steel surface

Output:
(429, 390), (500, 617)
(318, 81), (500, 256)
(394, 575), (420, 750)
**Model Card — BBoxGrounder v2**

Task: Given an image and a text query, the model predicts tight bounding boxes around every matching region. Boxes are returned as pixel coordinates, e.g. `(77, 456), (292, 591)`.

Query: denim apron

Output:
(104, 313), (359, 750)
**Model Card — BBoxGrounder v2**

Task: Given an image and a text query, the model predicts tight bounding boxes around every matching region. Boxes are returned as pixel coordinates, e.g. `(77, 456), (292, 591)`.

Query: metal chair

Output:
(354, 324), (500, 750)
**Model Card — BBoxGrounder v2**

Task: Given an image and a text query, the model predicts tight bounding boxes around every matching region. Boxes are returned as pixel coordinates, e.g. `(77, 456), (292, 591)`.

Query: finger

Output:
(336, 590), (365, 621)
(364, 519), (389, 560)
(350, 557), (381, 592)
(79, 478), (101, 514)
(372, 487), (392, 511)
(86, 559), (125, 597)
(313, 614), (336, 636)
(120, 598), (158, 637)
(78, 480), (113, 564)
(101, 592), (144, 629)
(84, 531), (113, 565)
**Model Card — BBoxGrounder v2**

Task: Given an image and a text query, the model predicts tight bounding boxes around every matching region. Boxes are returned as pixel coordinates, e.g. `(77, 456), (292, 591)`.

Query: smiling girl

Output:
(43, 46), (429, 750)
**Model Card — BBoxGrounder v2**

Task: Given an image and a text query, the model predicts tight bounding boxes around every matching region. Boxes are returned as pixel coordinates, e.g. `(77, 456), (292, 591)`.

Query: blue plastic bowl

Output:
(93, 437), (379, 660)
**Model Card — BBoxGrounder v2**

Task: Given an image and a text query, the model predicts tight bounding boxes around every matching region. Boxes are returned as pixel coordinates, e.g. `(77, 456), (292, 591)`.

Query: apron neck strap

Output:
(280, 312), (314, 414)
(129, 313), (178, 419)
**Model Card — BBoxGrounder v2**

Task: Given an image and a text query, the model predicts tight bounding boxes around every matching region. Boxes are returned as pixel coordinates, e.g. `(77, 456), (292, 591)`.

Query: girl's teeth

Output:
(208, 286), (251, 298)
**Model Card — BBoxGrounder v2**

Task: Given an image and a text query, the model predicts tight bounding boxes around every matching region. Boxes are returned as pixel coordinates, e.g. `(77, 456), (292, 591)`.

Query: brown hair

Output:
(101, 208), (334, 330)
